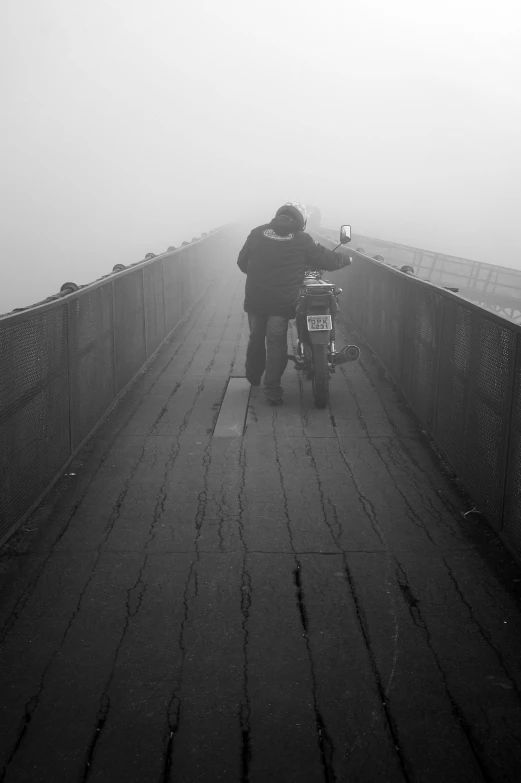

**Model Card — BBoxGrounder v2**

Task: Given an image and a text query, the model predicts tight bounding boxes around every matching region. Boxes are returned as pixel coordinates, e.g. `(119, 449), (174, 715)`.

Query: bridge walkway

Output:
(1, 269), (521, 782)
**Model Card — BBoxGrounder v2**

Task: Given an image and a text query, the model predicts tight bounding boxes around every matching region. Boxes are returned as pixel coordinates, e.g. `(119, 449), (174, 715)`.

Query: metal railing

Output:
(0, 229), (235, 545)
(319, 229), (521, 323)
(313, 234), (521, 563)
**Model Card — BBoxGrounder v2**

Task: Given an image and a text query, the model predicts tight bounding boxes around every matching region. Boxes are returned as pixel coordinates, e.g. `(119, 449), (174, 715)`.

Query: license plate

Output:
(307, 315), (332, 331)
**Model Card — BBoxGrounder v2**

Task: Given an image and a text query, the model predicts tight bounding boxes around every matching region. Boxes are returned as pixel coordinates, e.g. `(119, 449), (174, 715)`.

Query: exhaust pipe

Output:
(334, 345), (360, 365)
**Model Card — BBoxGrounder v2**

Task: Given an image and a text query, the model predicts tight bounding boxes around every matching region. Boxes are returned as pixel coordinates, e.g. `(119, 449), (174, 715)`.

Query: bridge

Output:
(1, 225), (521, 782)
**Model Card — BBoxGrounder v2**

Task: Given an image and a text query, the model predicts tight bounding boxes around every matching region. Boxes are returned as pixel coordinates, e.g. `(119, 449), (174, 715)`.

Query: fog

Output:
(1, 0), (520, 313)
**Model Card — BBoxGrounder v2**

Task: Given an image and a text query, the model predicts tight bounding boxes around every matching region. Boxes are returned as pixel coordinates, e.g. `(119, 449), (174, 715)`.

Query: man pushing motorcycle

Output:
(237, 202), (351, 405)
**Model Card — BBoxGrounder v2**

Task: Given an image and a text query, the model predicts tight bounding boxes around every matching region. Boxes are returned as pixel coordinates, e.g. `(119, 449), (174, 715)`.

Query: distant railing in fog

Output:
(319, 228), (521, 323)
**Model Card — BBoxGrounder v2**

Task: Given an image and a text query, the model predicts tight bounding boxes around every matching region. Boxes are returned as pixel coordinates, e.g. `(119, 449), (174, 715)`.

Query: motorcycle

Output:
(289, 225), (360, 409)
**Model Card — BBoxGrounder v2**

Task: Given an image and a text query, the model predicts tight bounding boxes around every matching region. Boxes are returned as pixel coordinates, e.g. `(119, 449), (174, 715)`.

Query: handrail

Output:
(0, 229), (225, 321)
(0, 226), (239, 546)
(313, 231), (521, 332)
(312, 229), (521, 564)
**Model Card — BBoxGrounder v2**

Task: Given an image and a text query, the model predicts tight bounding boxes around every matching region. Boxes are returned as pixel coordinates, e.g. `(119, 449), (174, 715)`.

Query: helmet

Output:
(275, 201), (307, 231)
(306, 204), (321, 229)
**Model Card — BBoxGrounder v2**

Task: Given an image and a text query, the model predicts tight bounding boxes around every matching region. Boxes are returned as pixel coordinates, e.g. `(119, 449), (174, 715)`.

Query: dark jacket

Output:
(237, 218), (349, 317)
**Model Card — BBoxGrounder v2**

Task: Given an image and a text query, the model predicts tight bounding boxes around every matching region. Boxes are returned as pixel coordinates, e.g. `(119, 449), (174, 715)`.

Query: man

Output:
(237, 202), (351, 405)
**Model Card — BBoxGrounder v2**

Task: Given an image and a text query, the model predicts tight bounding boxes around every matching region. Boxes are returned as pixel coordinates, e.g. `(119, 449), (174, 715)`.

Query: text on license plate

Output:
(307, 315), (332, 331)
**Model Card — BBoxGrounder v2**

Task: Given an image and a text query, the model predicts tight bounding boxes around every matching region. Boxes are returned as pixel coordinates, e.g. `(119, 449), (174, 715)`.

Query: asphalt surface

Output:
(2, 270), (521, 783)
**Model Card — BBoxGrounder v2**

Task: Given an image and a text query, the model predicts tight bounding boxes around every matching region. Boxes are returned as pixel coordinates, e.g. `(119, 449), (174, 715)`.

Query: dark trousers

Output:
(245, 313), (290, 401)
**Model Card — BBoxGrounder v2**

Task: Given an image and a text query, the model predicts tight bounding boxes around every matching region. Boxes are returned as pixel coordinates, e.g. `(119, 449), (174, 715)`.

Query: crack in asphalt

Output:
(195, 443), (213, 551)
(236, 441), (252, 781)
(215, 440), (242, 551)
(0, 436), (150, 777)
(338, 365), (370, 435)
(303, 440), (342, 552)
(326, 497), (343, 544)
(0, 283), (239, 777)
(377, 455), (437, 544)
(327, 423), (385, 547)
(341, 555), (410, 780)
(237, 444), (247, 553)
(289, 333), (404, 764)
(394, 558), (491, 782)
(442, 557), (521, 702)
(334, 317), (404, 437)
(333, 320), (468, 542)
(150, 296), (222, 434)
(213, 307), (248, 547)
(0, 477), (108, 648)
(0, 286), (223, 648)
(356, 446), (436, 546)
(288, 423), (406, 770)
(377, 439), (466, 543)
(116, 281), (219, 433)
(397, 437), (464, 520)
(327, 417), (401, 721)
(80, 555), (149, 781)
(239, 558), (252, 782)
(160, 557), (197, 783)
(293, 563), (336, 782)
(272, 413), (296, 555)
(145, 293), (238, 550)
(156, 287), (242, 780)
(271, 410), (337, 782)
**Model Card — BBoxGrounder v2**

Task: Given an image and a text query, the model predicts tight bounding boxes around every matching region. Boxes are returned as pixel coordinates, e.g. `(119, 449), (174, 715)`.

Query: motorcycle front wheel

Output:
(311, 344), (329, 408)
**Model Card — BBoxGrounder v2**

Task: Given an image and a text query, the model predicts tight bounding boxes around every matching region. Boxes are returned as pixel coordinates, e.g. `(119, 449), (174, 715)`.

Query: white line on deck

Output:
(212, 378), (251, 438)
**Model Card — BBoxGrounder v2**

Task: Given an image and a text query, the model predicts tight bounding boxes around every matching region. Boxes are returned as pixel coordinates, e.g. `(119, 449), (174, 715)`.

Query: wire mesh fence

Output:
(313, 232), (521, 561)
(331, 231), (521, 323)
(0, 229), (235, 543)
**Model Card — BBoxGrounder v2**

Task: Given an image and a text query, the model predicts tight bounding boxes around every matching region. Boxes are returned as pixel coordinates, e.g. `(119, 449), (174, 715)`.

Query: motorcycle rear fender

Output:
(309, 330), (331, 344)
(305, 302), (331, 315)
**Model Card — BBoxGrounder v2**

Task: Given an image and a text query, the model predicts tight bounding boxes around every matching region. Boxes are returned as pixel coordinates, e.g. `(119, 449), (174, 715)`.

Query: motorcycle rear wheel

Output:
(311, 344), (329, 408)
(303, 345), (313, 379)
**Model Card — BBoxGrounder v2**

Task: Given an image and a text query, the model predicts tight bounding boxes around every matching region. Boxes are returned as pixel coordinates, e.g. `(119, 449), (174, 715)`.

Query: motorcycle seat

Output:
(304, 277), (332, 284)
(303, 281), (335, 291)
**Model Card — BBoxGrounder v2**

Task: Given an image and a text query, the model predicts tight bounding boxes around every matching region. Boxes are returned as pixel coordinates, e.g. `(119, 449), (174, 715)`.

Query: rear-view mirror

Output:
(340, 225), (351, 244)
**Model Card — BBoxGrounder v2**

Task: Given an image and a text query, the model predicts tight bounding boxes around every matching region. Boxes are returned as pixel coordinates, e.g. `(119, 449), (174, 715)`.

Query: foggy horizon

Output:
(2, 0), (520, 314)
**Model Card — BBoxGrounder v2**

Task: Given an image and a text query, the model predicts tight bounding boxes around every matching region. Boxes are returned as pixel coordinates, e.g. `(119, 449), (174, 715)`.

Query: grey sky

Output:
(1, 0), (520, 312)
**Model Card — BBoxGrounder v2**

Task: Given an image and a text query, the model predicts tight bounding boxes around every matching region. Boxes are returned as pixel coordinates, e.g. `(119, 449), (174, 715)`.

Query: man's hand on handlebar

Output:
(335, 252), (352, 269)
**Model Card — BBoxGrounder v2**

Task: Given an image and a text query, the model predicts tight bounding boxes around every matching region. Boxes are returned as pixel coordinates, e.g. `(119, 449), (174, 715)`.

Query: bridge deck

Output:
(1, 271), (521, 782)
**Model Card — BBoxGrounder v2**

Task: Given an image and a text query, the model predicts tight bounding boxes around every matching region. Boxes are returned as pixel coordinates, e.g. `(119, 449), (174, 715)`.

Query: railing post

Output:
(431, 293), (446, 440)
(161, 257), (167, 339)
(142, 267), (148, 358)
(66, 300), (74, 454)
(498, 331), (519, 532)
(111, 279), (117, 395)
(193, 245), (198, 298)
